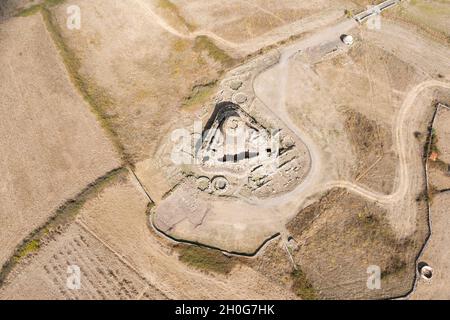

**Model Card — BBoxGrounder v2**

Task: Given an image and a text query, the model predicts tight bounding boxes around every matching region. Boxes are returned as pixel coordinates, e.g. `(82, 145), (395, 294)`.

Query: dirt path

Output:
(133, 0), (346, 56)
(136, 0), (449, 249)
(251, 18), (450, 218)
(135, 0), (450, 215)
(248, 18), (358, 210)
(133, 0), (244, 54)
(320, 80), (450, 204)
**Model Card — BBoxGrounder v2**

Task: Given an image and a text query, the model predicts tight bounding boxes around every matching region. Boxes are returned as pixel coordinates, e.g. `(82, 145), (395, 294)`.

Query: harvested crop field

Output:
(0, 13), (120, 268)
(0, 222), (165, 300)
(75, 171), (294, 299)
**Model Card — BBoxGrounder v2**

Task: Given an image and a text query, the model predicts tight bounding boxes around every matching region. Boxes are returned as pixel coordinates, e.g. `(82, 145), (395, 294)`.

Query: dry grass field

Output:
(0, 168), (293, 299)
(0, 13), (120, 269)
(286, 188), (428, 299)
(411, 192), (450, 300)
(386, 0), (450, 44)
(171, 0), (359, 42)
(75, 171), (294, 299)
(48, 0), (230, 164)
(0, 223), (165, 300)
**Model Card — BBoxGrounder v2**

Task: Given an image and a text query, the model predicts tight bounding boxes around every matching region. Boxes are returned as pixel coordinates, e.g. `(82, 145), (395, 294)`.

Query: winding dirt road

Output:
(133, 0), (247, 55)
(252, 20), (450, 212)
(320, 80), (450, 204)
(142, 0), (450, 248)
(133, 0), (347, 57)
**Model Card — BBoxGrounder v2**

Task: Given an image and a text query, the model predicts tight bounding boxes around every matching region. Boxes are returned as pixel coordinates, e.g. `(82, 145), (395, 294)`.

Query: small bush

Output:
(14, 239), (40, 262)
(194, 36), (235, 68)
(178, 246), (236, 274)
(345, 9), (353, 18)
(182, 81), (217, 109)
(381, 256), (406, 278)
(15, 4), (42, 17)
(291, 269), (317, 300)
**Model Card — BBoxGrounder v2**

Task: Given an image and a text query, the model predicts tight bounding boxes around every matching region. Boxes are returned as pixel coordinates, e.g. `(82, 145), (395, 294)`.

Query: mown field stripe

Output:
(40, 6), (132, 166)
(0, 167), (126, 286)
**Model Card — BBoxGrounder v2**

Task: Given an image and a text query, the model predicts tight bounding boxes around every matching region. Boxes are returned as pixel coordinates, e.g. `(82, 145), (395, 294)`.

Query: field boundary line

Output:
(76, 219), (169, 300)
(136, 285), (149, 300)
(0, 167), (125, 287)
(394, 101), (444, 299)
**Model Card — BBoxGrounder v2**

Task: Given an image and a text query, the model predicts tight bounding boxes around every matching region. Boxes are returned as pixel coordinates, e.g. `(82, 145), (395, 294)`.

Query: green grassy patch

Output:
(158, 0), (196, 31)
(344, 9), (353, 18)
(178, 245), (237, 274)
(45, 0), (66, 6)
(291, 269), (317, 300)
(194, 36), (235, 68)
(381, 256), (407, 279)
(182, 81), (217, 109)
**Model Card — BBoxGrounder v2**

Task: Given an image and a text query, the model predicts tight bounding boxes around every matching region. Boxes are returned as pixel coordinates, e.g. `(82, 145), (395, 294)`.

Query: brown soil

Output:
(341, 107), (396, 194)
(245, 239), (293, 289)
(286, 188), (428, 299)
(411, 192), (450, 299)
(0, 13), (120, 268)
(50, 0), (231, 163)
(0, 223), (165, 300)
